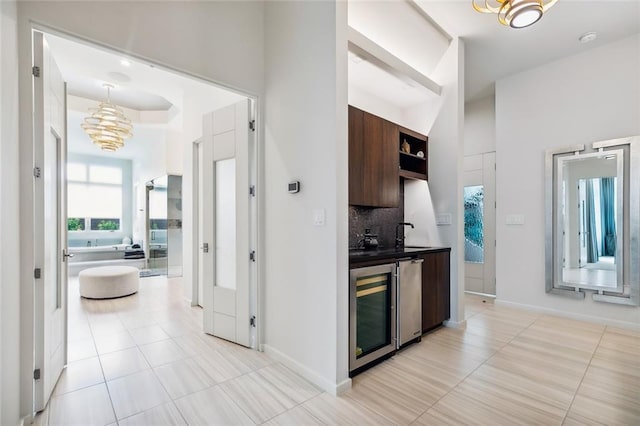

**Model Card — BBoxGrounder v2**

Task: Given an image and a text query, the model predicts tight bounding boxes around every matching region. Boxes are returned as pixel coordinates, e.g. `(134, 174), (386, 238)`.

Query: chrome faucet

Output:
(395, 222), (414, 248)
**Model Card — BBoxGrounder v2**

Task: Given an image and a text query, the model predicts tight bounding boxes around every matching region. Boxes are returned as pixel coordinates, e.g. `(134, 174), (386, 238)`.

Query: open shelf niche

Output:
(399, 126), (428, 180)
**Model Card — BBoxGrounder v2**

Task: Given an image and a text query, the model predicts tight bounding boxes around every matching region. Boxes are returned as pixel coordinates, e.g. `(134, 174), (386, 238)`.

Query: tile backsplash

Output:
(349, 184), (404, 249)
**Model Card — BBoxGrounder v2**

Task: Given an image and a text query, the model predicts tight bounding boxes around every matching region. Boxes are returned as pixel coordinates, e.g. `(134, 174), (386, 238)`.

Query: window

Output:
(67, 162), (123, 231)
(464, 185), (484, 263)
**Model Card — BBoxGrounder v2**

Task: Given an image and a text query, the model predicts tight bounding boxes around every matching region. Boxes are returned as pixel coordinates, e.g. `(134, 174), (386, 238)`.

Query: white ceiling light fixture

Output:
(81, 83), (133, 152)
(472, 0), (559, 29)
(120, 59), (131, 67)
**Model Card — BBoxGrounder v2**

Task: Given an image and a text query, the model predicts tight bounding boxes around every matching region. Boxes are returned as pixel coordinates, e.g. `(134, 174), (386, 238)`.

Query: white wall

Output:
(263, 1), (350, 393)
(495, 34), (640, 327)
(18, 1), (264, 96)
(373, 39), (465, 326)
(1, 1), (20, 424)
(348, 84), (404, 125)
(464, 94), (495, 156)
(131, 132), (167, 245)
(166, 129), (184, 176)
(404, 180), (442, 247)
(420, 39), (465, 325)
(14, 1), (264, 419)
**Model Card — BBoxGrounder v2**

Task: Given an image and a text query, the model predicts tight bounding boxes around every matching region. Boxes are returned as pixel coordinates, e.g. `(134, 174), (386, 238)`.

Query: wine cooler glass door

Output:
(350, 263), (396, 372)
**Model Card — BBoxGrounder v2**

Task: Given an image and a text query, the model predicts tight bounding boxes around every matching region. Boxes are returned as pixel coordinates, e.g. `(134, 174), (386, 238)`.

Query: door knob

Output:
(62, 249), (74, 262)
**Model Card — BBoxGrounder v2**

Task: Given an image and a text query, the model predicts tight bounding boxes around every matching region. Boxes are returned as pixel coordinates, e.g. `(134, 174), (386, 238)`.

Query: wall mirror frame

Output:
(545, 135), (639, 306)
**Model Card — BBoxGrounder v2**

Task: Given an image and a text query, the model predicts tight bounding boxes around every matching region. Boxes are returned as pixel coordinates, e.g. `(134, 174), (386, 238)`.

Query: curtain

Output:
(585, 180), (599, 263)
(600, 177), (616, 256)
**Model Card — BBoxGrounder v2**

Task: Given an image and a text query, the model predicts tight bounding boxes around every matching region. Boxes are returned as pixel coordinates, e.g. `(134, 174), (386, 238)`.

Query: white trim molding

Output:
(443, 319), (467, 329)
(495, 299), (640, 331)
(262, 344), (352, 396)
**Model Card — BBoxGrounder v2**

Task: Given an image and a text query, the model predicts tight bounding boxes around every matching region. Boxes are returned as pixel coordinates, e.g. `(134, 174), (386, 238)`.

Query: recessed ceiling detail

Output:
(66, 76), (173, 111)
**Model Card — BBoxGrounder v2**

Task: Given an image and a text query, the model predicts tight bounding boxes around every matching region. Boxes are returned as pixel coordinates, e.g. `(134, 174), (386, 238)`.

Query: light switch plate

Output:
(436, 213), (452, 226)
(506, 214), (525, 225)
(313, 209), (325, 226)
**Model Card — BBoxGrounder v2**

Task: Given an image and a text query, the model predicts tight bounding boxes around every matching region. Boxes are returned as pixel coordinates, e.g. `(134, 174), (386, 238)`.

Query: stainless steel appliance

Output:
(397, 258), (423, 348)
(349, 263), (396, 374)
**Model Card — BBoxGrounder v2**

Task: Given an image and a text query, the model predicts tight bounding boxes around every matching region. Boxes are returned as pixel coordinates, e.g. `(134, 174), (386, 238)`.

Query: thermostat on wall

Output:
(288, 181), (300, 193)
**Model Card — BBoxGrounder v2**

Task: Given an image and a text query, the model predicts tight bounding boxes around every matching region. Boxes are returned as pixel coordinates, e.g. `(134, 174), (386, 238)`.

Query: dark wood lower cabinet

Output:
(421, 250), (451, 332)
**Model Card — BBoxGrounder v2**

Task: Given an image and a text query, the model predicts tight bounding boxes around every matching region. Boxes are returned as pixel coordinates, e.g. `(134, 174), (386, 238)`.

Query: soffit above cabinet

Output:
(348, 28), (441, 110)
(348, 0), (451, 77)
(347, 0), (446, 110)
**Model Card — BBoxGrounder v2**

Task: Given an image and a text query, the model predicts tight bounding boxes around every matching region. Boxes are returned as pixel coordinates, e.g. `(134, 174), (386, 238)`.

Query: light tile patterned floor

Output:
(34, 277), (639, 425)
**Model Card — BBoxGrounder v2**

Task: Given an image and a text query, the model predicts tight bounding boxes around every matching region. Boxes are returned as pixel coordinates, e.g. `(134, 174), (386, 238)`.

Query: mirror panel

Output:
(546, 136), (640, 306)
(557, 151), (623, 292)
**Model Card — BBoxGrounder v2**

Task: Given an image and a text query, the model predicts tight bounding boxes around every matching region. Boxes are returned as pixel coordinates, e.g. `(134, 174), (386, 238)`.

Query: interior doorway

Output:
(463, 152), (496, 296)
(29, 28), (259, 415)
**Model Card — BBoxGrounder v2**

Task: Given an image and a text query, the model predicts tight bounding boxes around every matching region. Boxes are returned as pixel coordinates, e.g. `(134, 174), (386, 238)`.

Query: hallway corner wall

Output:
(263, 0), (350, 394)
(1, 1), (21, 424)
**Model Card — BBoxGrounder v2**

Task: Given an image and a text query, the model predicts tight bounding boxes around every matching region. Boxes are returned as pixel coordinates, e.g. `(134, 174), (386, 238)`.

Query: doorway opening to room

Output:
(28, 28), (260, 415)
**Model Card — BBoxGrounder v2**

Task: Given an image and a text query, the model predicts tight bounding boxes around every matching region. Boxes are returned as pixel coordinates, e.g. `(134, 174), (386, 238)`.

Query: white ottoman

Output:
(79, 266), (139, 299)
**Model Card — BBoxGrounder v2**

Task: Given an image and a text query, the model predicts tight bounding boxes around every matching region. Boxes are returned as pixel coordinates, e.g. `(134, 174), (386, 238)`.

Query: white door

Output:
(463, 152), (496, 295)
(199, 99), (254, 348)
(33, 31), (68, 412)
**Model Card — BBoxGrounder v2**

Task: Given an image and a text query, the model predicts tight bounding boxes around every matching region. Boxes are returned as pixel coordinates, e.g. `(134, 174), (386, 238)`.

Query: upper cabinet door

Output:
(380, 118), (399, 206)
(349, 106), (399, 207)
(348, 106), (365, 206)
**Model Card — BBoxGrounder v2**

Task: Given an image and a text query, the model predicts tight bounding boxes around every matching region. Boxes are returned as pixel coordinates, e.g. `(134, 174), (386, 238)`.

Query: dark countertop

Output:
(349, 246), (450, 264)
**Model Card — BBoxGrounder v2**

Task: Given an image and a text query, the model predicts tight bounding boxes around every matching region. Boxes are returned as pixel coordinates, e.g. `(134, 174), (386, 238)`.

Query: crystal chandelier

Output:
(472, 0), (559, 29)
(81, 84), (133, 152)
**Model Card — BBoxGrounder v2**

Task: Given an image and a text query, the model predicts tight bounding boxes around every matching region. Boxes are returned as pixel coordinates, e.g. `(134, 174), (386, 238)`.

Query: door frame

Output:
(19, 23), (264, 420)
(191, 138), (202, 307)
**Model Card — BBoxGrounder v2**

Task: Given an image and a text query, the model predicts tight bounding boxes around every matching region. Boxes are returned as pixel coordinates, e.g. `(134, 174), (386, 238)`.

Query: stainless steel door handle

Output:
(62, 249), (74, 262)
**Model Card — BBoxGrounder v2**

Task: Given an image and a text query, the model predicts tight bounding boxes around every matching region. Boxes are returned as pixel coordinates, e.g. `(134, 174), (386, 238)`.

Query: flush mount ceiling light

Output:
(472, 0), (559, 29)
(81, 84), (133, 152)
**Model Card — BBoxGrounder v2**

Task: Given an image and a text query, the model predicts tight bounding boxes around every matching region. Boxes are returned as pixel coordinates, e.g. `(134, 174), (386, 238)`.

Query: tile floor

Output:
(34, 277), (639, 425)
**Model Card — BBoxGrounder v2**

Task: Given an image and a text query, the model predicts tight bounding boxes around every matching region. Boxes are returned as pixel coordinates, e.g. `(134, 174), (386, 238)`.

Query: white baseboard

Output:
(495, 299), (640, 331)
(443, 319), (467, 329)
(262, 344), (352, 396)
